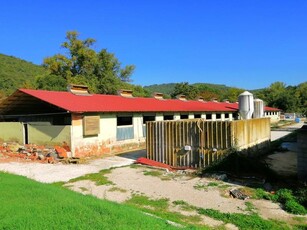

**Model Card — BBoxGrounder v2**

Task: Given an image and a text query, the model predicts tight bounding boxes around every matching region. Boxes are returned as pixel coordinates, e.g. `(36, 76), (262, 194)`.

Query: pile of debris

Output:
(0, 143), (79, 164)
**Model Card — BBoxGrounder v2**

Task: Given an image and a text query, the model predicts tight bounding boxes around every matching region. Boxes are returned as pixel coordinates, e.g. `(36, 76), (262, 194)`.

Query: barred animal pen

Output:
(146, 118), (270, 168)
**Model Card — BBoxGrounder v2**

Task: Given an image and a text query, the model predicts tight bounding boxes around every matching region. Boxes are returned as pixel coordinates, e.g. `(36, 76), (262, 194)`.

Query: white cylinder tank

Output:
(253, 99), (264, 118)
(238, 91), (254, 119)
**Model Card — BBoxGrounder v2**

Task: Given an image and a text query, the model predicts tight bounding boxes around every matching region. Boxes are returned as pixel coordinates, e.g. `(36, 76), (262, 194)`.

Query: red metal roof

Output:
(17, 89), (279, 113)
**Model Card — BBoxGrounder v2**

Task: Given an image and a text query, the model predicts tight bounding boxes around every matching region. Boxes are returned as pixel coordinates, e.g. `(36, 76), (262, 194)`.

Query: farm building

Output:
(0, 87), (280, 158)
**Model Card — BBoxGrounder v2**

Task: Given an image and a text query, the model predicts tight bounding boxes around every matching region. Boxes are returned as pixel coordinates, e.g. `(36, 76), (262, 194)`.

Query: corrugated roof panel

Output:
(10, 89), (279, 113)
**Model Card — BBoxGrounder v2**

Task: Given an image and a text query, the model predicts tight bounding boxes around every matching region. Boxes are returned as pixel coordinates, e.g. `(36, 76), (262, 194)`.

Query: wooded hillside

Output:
(0, 53), (46, 98)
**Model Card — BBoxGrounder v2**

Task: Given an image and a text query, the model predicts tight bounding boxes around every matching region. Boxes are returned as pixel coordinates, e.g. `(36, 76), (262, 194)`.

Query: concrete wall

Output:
(232, 118), (271, 150)
(0, 122), (23, 144)
(28, 123), (71, 146)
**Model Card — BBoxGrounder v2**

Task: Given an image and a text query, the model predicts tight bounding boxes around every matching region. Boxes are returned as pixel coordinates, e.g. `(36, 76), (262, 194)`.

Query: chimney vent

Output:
(152, 92), (164, 100)
(176, 94), (187, 101)
(67, 84), (90, 96)
(197, 96), (205, 102)
(118, 89), (133, 98)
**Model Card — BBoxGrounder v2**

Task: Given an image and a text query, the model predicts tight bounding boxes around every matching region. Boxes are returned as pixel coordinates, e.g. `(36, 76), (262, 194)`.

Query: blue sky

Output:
(1, 0), (306, 89)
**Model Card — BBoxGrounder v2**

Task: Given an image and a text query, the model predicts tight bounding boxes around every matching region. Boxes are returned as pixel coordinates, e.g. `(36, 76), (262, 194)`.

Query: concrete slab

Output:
(0, 150), (146, 183)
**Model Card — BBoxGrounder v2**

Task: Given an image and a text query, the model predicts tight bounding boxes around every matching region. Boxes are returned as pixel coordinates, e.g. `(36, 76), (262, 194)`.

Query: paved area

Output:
(0, 150), (146, 183)
(271, 122), (304, 141)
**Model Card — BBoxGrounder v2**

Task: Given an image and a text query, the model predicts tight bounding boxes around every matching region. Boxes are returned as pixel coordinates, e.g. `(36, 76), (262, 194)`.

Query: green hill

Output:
(0, 53), (46, 96)
(144, 82), (241, 98)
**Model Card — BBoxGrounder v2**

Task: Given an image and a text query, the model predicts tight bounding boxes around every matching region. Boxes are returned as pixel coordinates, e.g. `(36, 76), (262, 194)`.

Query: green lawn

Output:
(0, 172), (182, 230)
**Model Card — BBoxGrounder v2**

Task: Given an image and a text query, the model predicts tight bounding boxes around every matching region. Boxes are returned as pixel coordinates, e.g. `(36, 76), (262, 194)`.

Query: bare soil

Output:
(66, 165), (306, 228)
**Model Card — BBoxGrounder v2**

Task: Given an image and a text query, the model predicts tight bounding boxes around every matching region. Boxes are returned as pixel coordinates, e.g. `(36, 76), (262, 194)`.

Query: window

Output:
(163, 115), (173, 120)
(117, 116), (134, 141)
(225, 113), (229, 119)
(143, 115), (155, 124)
(194, 114), (201, 118)
(117, 116), (132, 126)
(206, 114), (212, 120)
(180, 114), (188, 119)
(216, 114), (221, 119)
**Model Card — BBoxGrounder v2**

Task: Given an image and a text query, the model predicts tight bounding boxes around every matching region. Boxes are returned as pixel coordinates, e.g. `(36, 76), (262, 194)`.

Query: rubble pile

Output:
(0, 143), (79, 164)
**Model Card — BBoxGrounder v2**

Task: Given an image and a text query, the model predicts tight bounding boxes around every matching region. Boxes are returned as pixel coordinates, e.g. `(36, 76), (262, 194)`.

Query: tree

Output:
(296, 82), (307, 115)
(170, 82), (199, 100)
(39, 31), (135, 94)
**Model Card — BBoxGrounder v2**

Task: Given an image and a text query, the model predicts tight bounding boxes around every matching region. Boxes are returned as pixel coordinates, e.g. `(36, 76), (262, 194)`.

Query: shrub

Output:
(284, 200), (307, 215)
(275, 189), (294, 203)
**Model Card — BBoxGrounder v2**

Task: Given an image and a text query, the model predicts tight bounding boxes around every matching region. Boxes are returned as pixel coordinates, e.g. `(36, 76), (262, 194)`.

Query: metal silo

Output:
(253, 99), (264, 118)
(238, 91), (254, 119)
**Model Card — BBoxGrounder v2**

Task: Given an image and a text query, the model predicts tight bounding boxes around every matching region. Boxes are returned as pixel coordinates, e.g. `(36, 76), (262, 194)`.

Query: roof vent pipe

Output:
(67, 84), (90, 96)
(211, 98), (218, 102)
(238, 91), (254, 119)
(117, 89), (133, 98)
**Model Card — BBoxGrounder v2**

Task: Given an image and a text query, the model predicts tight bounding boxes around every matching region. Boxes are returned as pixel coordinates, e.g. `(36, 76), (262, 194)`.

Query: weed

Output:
(68, 169), (113, 186)
(79, 187), (88, 192)
(172, 200), (196, 211)
(193, 183), (207, 191)
(218, 184), (231, 189)
(173, 200), (189, 206)
(126, 195), (208, 228)
(143, 170), (163, 177)
(109, 187), (127, 193)
(253, 188), (276, 201)
(126, 194), (169, 211)
(130, 164), (142, 169)
(254, 188), (307, 215)
(207, 182), (219, 187)
(245, 201), (257, 213)
(197, 208), (289, 229)
(284, 200), (307, 215)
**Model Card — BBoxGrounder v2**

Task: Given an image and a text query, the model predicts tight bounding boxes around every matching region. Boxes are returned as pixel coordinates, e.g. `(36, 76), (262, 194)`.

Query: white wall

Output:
(264, 111), (280, 123)
(133, 114), (144, 141)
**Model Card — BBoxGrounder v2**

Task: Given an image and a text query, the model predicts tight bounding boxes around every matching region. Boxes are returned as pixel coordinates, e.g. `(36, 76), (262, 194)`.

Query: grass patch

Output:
(143, 170), (163, 177)
(245, 201), (257, 213)
(253, 188), (307, 215)
(109, 186), (127, 193)
(0, 172), (180, 229)
(194, 183), (207, 191)
(197, 208), (290, 230)
(172, 200), (196, 211)
(69, 169), (113, 185)
(130, 164), (142, 169)
(207, 182), (219, 187)
(126, 195), (207, 229)
(126, 194), (169, 211)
